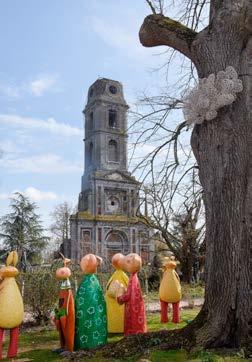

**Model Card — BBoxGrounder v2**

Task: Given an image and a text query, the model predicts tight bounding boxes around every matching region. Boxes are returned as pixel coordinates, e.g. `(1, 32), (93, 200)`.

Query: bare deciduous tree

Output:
(99, 0), (251, 356)
(137, 0), (251, 350)
(139, 177), (204, 283)
(50, 202), (73, 248)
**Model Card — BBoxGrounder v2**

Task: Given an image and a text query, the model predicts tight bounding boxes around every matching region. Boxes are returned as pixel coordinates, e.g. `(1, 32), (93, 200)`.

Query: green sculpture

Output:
(74, 254), (107, 350)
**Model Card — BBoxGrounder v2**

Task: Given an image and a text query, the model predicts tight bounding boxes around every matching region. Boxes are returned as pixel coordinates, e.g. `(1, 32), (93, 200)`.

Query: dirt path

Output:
(146, 298), (204, 312)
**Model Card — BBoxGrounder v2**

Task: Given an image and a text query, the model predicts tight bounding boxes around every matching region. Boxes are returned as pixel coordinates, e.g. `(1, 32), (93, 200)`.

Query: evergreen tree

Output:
(0, 192), (48, 271)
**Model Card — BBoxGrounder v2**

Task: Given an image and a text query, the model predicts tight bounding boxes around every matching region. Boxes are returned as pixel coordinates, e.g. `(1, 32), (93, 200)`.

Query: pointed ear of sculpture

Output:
(64, 258), (71, 267)
(59, 252), (71, 267)
(6, 251), (18, 267)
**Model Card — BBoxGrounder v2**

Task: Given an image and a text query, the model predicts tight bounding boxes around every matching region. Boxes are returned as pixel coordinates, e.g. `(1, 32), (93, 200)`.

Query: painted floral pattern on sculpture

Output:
(74, 274), (107, 350)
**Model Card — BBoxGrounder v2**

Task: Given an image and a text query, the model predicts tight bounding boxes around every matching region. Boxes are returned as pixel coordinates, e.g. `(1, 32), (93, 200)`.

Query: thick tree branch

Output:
(139, 14), (198, 61)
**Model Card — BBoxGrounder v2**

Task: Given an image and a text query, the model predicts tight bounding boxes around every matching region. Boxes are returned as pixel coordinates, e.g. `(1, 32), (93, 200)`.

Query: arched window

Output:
(108, 109), (117, 128)
(87, 142), (93, 166)
(108, 140), (118, 162)
(89, 111), (94, 130)
(105, 230), (130, 257)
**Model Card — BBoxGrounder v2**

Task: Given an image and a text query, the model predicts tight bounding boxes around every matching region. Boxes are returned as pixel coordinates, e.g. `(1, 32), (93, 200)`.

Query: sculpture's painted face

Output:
(166, 260), (177, 269)
(112, 253), (124, 270)
(162, 256), (178, 270)
(123, 253), (142, 273)
(80, 254), (98, 274)
(55, 267), (71, 280)
(0, 266), (19, 278)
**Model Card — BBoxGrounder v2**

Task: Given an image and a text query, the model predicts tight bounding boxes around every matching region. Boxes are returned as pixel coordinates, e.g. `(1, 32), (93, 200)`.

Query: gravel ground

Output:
(23, 298), (204, 322)
(145, 298), (204, 312)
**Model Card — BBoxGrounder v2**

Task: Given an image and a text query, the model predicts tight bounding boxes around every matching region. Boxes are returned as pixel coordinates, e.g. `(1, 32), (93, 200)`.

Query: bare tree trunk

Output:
(138, 1), (251, 350)
(190, 25), (251, 351)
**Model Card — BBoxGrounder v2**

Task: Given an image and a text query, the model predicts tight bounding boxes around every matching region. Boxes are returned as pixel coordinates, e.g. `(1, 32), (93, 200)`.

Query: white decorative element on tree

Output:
(183, 66), (243, 125)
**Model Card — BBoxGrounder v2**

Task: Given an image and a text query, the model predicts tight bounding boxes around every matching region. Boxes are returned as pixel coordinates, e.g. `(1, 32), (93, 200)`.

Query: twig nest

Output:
(183, 66), (243, 125)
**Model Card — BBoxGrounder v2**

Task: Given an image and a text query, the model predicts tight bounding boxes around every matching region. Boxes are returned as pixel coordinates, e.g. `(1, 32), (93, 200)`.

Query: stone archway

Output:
(105, 230), (130, 260)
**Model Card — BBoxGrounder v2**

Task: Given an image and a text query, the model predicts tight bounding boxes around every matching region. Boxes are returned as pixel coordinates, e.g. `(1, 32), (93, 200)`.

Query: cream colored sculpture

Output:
(0, 251), (24, 360)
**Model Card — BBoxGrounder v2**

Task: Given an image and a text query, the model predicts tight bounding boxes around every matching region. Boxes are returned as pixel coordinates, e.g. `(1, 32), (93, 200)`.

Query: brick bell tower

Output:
(69, 78), (153, 262)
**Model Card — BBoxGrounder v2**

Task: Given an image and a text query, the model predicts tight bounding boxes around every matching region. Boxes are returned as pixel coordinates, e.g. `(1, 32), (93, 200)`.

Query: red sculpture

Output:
(117, 253), (147, 336)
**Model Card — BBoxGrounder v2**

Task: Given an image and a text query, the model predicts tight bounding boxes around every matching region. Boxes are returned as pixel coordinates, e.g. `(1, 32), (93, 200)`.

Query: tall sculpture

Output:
(117, 253), (147, 335)
(159, 258), (182, 323)
(0, 251), (24, 360)
(74, 254), (107, 350)
(54, 254), (75, 352)
(105, 253), (128, 333)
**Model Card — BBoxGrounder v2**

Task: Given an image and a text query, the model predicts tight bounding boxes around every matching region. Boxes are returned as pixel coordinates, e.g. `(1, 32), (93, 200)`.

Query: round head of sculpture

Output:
(80, 254), (102, 274)
(112, 253), (124, 270)
(123, 253), (142, 273)
(55, 265), (71, 280)
(0, 266), (19, 278)
(166, 260), (177, 269)
(0, 251), (19, 278)
(163, 256), (179, 270)
(55, 255), (71, 280)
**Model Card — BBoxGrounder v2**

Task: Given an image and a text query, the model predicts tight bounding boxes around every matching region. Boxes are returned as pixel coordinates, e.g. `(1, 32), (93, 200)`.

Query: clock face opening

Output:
(107, 196), (120, 212)
(109, 85), (117, 94)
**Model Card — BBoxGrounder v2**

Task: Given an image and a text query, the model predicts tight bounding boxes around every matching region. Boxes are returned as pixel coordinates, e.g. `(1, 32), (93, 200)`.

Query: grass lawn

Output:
(1, 308), (248, 362)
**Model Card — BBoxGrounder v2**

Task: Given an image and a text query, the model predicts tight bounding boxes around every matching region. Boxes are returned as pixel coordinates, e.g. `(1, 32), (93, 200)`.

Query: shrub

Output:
(22, 268), (59, 325)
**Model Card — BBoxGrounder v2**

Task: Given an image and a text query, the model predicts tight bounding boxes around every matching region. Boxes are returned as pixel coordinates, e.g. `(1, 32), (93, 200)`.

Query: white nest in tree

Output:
(183, 66), (243, 125)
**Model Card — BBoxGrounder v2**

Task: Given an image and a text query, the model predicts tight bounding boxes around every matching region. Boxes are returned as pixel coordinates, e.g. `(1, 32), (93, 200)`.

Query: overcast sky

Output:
(0, 0), (183, 229)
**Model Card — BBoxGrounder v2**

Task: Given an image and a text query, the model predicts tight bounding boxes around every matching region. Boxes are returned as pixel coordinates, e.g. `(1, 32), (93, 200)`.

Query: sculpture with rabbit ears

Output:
(0, 251), (24, 361)
(53, 253), (75, 353)
(159, 256), (182, 324)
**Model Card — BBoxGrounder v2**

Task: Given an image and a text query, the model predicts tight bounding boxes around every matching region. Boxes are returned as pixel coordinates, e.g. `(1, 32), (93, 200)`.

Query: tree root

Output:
(68, 308), (250, 360)
(69, 324), (197, 361)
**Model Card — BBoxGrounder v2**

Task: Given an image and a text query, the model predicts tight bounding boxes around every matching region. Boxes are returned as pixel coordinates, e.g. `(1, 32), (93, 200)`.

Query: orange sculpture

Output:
(54, 254), (75, 352)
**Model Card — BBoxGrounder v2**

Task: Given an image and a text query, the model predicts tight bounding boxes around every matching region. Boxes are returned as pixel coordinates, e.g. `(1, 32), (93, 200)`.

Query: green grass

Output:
(1, 309), (249, 361)
(16, 348), (62, 362)
(147, 308), (198, 332)
(19, 327), (59, 346)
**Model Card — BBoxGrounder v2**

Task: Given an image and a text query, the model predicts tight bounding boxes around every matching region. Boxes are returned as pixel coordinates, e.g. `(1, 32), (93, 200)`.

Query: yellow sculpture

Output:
(159, 257), (181, 323)
(0, 251), (24, 360)
(105, 253), (129, 333)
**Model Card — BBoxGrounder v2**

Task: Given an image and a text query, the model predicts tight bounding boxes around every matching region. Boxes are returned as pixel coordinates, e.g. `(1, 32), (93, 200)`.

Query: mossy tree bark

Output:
(137, 0), (251, 351)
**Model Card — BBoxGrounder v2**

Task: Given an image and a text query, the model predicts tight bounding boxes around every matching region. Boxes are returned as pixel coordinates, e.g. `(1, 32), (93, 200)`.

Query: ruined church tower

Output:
(69, 78), (153, 262)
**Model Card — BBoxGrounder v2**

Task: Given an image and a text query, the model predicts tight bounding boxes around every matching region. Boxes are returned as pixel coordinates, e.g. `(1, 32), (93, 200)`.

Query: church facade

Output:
(69, 78), (153, 263)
